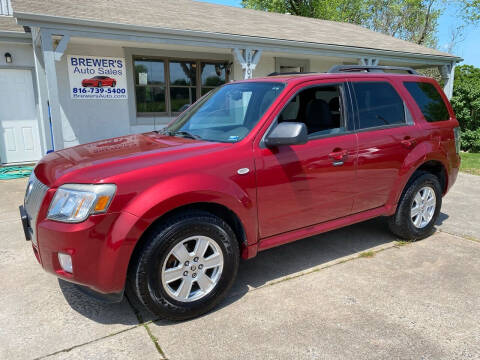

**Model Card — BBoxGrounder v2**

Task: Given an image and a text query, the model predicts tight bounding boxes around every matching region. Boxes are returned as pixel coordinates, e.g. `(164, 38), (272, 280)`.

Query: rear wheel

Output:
(388, 172), (442, 241)
(126, 211), (239, 321)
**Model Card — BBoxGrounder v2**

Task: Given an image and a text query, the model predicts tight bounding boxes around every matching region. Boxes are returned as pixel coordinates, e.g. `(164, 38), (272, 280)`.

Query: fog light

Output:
(58, 253), (73, 273)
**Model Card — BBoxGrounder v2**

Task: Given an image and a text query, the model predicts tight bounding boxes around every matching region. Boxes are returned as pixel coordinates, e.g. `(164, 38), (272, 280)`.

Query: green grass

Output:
(460, 152), (480, 175)
(359, 251), (375, 258)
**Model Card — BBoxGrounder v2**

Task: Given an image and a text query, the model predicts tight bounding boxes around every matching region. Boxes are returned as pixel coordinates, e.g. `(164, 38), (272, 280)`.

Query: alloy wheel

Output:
(161, 235), (224, 302)
(411, 186), (436, 229)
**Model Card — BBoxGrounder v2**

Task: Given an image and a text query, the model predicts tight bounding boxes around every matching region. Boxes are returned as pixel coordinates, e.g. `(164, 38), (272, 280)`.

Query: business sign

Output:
(67, 55), (128, 100)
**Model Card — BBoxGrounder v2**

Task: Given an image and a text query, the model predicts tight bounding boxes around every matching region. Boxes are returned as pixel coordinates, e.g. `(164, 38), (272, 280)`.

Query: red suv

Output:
(20, 66), (460, 320)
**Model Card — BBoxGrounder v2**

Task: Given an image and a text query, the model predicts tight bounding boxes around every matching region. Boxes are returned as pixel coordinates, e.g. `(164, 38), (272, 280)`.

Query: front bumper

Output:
(32, 210), (142, 295)
(21, 173), (142, 297)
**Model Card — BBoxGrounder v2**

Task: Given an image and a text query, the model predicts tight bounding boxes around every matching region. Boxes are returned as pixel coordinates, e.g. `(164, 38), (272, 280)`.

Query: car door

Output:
(349, 78), (420, 213)
(255, 80), (358, 238)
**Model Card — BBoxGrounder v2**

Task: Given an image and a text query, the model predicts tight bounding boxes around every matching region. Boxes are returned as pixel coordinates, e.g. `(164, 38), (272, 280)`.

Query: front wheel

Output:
(388, 172), (442, 241)
(126, 211), (239, 321)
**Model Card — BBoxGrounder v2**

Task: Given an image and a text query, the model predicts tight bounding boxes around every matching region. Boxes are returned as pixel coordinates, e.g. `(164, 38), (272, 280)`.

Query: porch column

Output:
(439, 62), (456, 99)
(31, 27), (52, 154)
(40, 30), (70, 150)
(359, 57), (379, 66)
(232, 48), (262, 79)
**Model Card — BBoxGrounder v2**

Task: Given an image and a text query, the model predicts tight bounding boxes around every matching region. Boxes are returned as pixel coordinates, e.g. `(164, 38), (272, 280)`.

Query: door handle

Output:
(401, 137), (417, 149)
(329, 149), (348, 166)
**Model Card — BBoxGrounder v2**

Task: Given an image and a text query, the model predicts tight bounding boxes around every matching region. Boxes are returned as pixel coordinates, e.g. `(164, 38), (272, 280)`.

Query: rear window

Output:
(352, 81), (405, 129)
(403, 81), (450, 122)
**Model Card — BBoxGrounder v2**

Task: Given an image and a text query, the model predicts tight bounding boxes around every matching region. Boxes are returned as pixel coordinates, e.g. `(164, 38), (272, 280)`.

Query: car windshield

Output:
(163, 82), (285, 143)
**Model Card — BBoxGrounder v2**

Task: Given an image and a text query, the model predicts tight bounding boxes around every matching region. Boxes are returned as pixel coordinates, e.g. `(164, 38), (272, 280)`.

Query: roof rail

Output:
(328, 65), (419, 75)
(267, 71), (316, 76)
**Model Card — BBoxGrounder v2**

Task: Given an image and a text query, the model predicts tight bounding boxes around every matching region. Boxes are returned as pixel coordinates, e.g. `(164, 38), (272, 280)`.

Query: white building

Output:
(0, 0), (461, 164)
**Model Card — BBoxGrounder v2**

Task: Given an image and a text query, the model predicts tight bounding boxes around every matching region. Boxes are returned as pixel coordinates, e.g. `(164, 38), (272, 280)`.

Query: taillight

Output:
(453, 127), (461, 154)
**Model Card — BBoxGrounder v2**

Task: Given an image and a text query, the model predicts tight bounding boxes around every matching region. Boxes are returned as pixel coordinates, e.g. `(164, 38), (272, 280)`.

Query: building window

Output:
(134, 57), (229, 116)
(134, 59), (166, 113)
(275, 57), (310, 74)
(201, 63), (227, 95)
(0, 0), (13, 16)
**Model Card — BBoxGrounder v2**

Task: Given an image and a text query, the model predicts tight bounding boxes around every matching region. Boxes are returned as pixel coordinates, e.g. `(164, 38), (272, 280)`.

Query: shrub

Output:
(451, 65), (480, 152)
(461, 129), (480, 153)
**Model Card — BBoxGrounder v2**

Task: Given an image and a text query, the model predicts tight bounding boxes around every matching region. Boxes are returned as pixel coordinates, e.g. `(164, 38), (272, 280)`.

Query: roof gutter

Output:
(14, 11), (462, 64)
(0, 28), (31, 44)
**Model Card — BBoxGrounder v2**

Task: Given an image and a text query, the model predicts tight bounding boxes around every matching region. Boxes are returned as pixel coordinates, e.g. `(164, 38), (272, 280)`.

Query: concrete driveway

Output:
(0, 173), (479, 360)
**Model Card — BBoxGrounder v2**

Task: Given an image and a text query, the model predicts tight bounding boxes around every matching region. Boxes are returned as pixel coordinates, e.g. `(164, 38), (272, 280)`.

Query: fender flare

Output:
(386, 143), (448, 214)
(122, 173), (258, 249)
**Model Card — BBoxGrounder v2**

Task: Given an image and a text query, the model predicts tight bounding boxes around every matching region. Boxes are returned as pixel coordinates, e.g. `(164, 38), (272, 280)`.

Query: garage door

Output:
(0, 69), (42, 164)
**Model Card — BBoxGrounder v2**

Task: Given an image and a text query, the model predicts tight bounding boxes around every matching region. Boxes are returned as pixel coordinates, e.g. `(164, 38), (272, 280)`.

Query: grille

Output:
(24, 173), (49, 246)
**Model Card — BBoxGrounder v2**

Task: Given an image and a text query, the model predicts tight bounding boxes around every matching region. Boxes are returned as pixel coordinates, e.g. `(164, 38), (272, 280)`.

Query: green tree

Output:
(366, 0), (440, 46)
(450, 65), (480, 152)
(459, 0), (480, 23)
(241, 0), (367, 23)
(242, 0), (442, 46)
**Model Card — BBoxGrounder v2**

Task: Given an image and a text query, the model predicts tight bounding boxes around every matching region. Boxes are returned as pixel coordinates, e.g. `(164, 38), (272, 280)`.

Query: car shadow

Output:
(60, 217), (400, 325)
(58, 279), (139, 325)
(435, 212), (449, 226)
(153, 217), (399, 326)
(59, 216), (413, 325)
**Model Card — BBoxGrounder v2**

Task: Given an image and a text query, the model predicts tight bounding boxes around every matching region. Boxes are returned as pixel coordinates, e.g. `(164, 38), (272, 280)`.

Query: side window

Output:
(278, 84), (346, 136)
(352, 82), (405, 129)
(403, 81), (450, 122)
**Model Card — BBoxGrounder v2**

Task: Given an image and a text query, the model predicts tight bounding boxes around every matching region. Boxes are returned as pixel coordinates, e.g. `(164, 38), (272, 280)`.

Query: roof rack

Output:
(267, 71), (316, 76)
(328, 65), (418, 75)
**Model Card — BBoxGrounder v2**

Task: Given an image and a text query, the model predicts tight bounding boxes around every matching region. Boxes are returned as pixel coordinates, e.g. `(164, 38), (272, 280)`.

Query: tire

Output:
(112, 81), (116, 87)
(126, 211), (239, 321)
(388, 172), (442, 241)
(97, 81), (102, 87)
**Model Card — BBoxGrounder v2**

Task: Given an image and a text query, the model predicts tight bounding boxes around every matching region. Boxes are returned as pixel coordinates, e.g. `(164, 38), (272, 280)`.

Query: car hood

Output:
(34, 132), (227, 187)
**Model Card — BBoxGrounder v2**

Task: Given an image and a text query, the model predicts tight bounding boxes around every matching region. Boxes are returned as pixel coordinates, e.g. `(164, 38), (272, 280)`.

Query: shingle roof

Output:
(12, 0), (458, 59)
(0, 15), (24, 33)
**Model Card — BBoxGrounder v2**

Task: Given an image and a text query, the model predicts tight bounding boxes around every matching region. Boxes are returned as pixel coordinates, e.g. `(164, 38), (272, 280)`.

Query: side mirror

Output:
(265, 122), (308, 147)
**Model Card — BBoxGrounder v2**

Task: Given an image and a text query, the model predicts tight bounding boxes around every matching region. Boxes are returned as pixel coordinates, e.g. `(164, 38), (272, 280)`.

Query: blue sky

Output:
(198, 0), (479, 67)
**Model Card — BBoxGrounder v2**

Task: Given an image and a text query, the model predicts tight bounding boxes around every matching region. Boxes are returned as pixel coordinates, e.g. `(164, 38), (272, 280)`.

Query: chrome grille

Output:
(24, 173), (49, 246)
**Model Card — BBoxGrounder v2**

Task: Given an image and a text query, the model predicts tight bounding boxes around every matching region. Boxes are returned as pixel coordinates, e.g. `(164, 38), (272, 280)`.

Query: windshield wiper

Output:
(160, 129), (201, 140)
(174, 131), (202, 140)
(158, 129), (172, 136)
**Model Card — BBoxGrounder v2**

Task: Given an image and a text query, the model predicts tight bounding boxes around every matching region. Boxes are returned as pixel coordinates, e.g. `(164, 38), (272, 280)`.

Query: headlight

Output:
(47, 184), (116, 223)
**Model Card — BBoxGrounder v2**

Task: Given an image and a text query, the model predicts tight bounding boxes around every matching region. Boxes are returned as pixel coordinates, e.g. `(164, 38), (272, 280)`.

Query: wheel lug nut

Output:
(183, 271), (188, 276)
(184, 261), (189, 266)
(198, 264), (203, 269)
(192, 273), (197, 278)
(193, 257), (199, 262)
